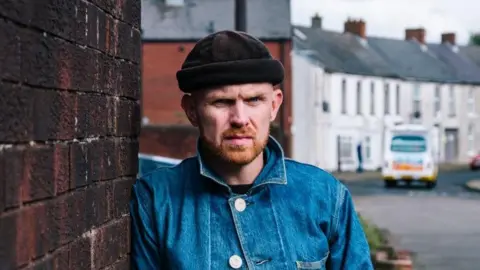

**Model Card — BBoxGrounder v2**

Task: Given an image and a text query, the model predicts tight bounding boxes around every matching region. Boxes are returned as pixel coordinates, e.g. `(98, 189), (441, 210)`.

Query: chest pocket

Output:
(296, 251), (329, 269)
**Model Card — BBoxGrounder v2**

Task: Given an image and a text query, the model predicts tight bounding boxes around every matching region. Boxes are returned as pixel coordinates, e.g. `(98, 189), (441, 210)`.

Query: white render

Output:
(292, 51), (479, 172)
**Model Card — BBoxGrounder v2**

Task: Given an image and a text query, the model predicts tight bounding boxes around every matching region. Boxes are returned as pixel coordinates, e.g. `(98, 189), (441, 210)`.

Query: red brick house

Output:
(140, 0), (293, 158)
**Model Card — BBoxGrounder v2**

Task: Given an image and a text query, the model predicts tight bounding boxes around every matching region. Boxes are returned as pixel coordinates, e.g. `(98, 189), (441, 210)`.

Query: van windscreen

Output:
(390, 135), (427, 153)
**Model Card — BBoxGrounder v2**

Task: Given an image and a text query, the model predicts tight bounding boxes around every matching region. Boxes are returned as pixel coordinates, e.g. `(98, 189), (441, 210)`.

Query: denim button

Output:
(229, 255), (243, 269)
(234, 198), (246, 212)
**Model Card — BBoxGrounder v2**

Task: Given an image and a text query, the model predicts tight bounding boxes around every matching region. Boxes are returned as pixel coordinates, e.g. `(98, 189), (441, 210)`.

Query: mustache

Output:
(222, 127), (256, 138)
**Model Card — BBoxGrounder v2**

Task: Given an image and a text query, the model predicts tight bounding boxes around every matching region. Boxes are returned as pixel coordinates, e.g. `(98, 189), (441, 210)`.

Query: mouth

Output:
(224, 135), (253, 145)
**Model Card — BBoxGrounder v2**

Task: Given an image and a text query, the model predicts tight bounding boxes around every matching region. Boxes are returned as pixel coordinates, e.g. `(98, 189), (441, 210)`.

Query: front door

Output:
(444, 128), (459, 162)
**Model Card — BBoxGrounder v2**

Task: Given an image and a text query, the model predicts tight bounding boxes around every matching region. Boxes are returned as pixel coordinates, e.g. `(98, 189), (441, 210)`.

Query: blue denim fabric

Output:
(130, 136), (373, 269)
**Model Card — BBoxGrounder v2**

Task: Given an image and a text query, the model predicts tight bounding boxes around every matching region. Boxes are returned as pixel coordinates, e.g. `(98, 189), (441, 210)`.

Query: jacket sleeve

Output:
(130, 177), (162, 269)
(327, 183), (374, 269)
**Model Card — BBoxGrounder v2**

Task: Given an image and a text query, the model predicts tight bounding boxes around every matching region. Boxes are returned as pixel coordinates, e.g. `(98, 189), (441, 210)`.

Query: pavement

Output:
(343, 169), (480, 270)
(464, 179), (480, 193)
(332, 162), (470, 182)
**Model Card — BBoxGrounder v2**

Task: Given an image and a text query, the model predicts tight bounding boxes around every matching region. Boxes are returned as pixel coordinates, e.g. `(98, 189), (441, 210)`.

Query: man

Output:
(130, 30), (373, 269)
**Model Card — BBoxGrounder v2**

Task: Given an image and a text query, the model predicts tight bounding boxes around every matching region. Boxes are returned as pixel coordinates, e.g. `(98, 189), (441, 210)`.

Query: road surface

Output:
(343, 170), (480, 270)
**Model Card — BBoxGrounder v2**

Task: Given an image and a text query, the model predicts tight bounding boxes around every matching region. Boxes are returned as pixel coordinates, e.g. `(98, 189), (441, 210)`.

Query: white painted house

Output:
(292, 16), (480, 172)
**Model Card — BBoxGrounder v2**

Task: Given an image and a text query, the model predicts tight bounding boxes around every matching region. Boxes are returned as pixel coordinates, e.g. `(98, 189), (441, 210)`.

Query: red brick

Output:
(69, 236), (92, 269)
(0, 212), (18, 269)
(87, 3), (100, 48)
(0, 18), (21, 82)
(86, 183), (110, 228)
(0, 0), (32, 26)
(29, 0), (78, 42)
(123, 0), (140, 28)
(48, 192), (88, 248)
(113, 178), (134, 218)
(33, 90), (76, 141)
(93, 217), (129, 269)
(75, 0), (88, 45)
(70, 142), (92, 189)
(2, 147), (25, 209)
(0, 83), (34, 142)
(116, 139), (139, 177)
(22, 146), (61, 203)
(117, 61), (140, 99)
(139, 125), (199, 159)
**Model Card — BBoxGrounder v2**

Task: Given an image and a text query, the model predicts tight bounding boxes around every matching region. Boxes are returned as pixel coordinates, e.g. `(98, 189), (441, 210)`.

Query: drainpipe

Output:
(279, 41), (287, 156)
(234, 0), (246, 31)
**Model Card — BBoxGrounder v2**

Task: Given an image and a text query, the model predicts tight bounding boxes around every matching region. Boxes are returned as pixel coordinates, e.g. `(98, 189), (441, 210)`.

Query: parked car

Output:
(470, 153), (480, 171)
(138, 153), (181, 176)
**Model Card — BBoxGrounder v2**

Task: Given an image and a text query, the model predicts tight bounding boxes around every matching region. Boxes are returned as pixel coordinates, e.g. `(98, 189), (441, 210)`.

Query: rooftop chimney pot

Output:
(405, 28), (426, 44)
(344, 18), (366, 38)
(441, 33), (456, 45)
(311, 13), (322, 29)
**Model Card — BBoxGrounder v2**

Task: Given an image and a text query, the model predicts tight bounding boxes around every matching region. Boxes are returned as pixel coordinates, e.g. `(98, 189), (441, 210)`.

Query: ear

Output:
(181, 94), (199, 127)
(270, 88), (284, 121)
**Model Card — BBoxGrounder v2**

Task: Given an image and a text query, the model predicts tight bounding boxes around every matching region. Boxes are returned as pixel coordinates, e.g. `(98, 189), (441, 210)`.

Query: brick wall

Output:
(0, 1), (141, 269)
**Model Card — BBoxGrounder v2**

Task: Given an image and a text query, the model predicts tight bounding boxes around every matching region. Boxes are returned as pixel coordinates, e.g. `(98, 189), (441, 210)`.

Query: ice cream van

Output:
(382, 124), (438, 188)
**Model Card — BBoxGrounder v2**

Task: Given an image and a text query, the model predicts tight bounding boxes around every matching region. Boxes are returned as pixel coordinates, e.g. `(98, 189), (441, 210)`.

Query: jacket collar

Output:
(196, 135), (287, 191)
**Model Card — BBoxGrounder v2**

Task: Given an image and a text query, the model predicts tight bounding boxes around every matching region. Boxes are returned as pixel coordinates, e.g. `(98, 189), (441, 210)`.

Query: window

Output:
(356, 81), (362, 115)
(384, 83), (390, 115)
(448, 85), (456, 117)
(468, 88), (475, 114)
(339, 136), (353, 161)
(434, 85), (441, 116)
(395, 84), (400, 115)
(390, 135), (427, 153)
(341, 79), (347, 114)
(413, 83), (421, 115)
(370, 82), (375, 115)
(365, 136), (371, 160)
(468, 124), (475, 152)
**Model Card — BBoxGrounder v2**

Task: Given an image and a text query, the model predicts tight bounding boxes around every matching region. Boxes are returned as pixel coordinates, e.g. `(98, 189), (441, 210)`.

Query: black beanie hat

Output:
(176, 30), (285, 93)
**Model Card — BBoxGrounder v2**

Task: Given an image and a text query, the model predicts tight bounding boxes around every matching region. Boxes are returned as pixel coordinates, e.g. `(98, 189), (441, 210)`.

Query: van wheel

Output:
(384, 181), (396, 188)
(426, 181), (437, 189)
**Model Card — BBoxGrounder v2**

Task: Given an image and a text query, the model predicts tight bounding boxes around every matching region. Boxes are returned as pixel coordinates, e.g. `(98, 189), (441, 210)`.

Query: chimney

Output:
(344, 19), (366, 38)
(311, 13), (322, 29)
(441, 32), (456, 45)
(405, 28), (426, 44)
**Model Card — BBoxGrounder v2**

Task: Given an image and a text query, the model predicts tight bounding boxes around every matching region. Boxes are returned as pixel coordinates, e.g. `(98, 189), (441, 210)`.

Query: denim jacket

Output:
(130, 136), (373, 269)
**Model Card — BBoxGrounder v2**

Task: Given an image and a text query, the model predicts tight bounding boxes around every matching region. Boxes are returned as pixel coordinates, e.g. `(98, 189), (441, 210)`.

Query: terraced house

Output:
(292, 15), (480, 172)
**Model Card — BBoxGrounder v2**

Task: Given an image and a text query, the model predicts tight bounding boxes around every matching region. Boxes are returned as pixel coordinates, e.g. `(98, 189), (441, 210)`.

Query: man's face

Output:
(182, 83), (283, 165)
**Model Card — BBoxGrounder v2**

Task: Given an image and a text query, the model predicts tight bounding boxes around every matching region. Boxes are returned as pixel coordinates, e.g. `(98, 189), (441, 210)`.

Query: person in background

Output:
(129, 30), (373, 270)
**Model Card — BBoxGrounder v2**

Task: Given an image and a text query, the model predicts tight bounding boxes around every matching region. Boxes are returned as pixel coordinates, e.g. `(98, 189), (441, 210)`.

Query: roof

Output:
(459, 45), (480, 70)
(366, 37), (457, 83)
(293, 26), (399, 78)
(427, 43), (480, 84)
(293, 25), (480, 84)
(142, 0), (291, 40)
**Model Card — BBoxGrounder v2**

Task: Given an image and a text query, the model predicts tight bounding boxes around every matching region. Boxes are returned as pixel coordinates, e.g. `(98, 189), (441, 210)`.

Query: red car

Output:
(470, 154), (480, 170)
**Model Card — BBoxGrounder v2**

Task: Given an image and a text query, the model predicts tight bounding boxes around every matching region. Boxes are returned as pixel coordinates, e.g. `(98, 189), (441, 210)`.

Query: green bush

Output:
(359, 214), (387, 253)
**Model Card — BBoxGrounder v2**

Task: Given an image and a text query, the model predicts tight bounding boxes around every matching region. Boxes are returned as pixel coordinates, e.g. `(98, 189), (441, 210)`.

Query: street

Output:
(344, 170), (480, 270)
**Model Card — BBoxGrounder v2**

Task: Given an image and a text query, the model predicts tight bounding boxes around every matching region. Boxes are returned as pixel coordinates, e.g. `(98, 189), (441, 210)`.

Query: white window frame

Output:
(448, 85), (456, 117)
(413, 83), (421, 116)
(395, 84), (400, 115)
(356, 81), (362, 115)
(341, 79), (347, 114)
(468, 124), (475, 152)
(384, 83), (390, 115)
(468, 88), (475, 114)
(370, 82), (375, 115)
(434, 85), (441, 116)
(339, 136), (353, 162)
(364, 136), (371, 160)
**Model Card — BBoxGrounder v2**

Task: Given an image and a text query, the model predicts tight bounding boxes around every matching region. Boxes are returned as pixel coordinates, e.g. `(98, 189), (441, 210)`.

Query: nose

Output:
(230, 101), (249, 128)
